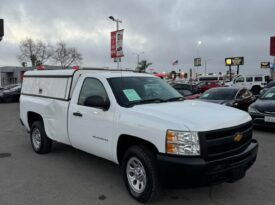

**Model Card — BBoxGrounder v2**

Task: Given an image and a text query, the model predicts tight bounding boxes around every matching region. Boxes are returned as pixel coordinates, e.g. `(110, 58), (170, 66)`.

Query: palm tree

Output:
(136, 60), (152, 73)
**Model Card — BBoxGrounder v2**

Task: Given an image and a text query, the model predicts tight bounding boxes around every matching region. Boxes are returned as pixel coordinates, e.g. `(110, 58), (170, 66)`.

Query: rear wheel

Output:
(30, 121), (52, 154)
(122, 145), (159, 203)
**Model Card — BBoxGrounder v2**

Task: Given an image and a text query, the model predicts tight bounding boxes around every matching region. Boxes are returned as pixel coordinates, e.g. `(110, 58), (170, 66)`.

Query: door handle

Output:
(73, 112), (83, 117)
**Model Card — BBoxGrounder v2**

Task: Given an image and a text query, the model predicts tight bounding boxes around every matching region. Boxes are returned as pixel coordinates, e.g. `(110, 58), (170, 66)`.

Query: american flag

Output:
(172, 60), (178, 66)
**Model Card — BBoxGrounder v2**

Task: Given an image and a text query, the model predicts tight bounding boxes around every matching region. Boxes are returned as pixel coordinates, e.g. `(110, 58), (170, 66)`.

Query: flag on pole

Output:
(172, 60), (178, 66)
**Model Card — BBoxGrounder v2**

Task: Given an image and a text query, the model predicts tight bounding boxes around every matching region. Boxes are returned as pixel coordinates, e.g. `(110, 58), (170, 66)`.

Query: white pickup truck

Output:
(20, 69), (258, 203)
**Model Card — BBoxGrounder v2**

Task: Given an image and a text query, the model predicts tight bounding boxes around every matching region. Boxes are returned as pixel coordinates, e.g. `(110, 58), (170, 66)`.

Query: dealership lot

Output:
(0, 103), (275, 205)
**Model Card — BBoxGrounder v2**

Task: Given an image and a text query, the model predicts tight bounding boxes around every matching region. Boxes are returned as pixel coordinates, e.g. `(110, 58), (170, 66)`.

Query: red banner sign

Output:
(111, 31), (117, 58)
(110, 29), (124, 58)
(270, 36), (275, 56)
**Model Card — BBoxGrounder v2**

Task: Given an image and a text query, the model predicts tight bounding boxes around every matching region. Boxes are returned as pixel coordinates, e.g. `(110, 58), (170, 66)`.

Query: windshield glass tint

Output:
(108, 76), (182, 107)
(261, 88), (275, 100)
(266, 81), (275, 88)
(200, 89), (237, 100)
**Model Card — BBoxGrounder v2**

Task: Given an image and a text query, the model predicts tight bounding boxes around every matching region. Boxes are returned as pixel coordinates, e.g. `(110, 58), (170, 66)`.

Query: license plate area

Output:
(264, 116), (275, 123)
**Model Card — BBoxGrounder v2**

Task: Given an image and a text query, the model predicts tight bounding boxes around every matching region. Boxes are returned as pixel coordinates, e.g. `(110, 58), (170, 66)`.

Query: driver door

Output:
(234, 76), (245, 88)
(68, 77), (114, 160)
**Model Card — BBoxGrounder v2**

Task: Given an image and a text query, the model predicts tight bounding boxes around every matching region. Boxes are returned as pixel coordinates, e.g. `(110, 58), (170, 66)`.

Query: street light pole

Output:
(196, 41), (202, 75)
(109, 16), (122, 69)
(204, 59), (211, 75)
(133, 52), (144, 69)
(196, 41), (202, 57)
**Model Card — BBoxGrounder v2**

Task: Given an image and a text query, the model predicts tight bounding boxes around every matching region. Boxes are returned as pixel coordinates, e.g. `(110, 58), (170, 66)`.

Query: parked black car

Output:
(0, 85), (21, 103)
(171, 82), (200, 94)
(260, 81), (275, 95)
(248, 87), (275, 127)
(198, 87), (256, 111)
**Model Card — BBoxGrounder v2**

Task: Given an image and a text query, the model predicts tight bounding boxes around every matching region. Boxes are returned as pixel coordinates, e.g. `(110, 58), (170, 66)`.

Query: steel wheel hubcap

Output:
(126, 157), (147, 194)
(32, 128), (41, 150)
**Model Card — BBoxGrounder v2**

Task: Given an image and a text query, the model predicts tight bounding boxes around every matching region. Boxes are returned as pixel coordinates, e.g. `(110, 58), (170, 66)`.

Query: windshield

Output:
(108, 76), (183, 107)
(260, 87), (275, 100)
(196, 82), (205, 86)
(266, 81), (275, 88)
(200, 88), (237, 100)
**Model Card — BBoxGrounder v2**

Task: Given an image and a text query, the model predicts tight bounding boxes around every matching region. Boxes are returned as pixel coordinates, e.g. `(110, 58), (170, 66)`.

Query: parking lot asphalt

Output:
(0, 103), (275, 205)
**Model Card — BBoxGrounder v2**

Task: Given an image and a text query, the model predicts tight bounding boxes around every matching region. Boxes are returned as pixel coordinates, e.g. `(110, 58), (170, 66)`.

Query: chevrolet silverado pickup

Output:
(20, 69), (258, 203)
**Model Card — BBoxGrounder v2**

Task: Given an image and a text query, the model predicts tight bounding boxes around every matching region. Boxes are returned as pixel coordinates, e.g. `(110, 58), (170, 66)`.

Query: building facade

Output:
(0, 65), (66, 87)
(0, 66), (33, 87)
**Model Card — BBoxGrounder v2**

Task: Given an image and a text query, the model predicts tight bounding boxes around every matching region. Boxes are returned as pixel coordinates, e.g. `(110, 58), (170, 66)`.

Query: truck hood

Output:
(128, 100), (251, 132)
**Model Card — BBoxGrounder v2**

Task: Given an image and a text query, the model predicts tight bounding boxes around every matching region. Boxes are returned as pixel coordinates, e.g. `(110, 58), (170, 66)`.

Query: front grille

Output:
(200, 121), (253, 161)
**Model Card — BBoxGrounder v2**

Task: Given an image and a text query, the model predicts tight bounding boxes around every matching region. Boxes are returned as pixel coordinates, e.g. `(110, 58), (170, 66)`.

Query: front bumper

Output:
(250, 113), (275, 128)
(157, 139), (258, 185)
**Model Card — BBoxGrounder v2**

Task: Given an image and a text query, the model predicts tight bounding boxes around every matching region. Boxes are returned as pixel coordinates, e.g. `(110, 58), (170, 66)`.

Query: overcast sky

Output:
(0, 0), (274, 75)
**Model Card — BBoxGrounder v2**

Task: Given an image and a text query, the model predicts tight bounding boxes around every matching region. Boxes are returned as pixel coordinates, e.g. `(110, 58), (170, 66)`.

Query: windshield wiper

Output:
(165, 97), (184, 102)
(131, 98), (166, 106)
(130, 97), (184, 107)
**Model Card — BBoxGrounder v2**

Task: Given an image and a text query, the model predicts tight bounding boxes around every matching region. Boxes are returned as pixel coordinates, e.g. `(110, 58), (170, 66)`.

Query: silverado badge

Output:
(234, 133), (243, 142)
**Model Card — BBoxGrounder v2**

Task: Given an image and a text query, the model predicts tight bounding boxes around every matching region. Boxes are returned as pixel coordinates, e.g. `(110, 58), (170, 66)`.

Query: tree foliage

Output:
(18, 38), (53, 67)
(136, 60), (152, 73)
(52, 41), (83, 69)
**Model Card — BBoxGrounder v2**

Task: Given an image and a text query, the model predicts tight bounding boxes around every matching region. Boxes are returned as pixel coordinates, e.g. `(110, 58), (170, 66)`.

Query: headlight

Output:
(248, 106), (259, 113)
(166, 130), (200, 156)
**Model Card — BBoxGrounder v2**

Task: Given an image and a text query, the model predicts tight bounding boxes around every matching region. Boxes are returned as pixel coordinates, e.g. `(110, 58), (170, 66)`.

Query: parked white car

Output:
(20, 69), (258, 203)
(225, 74), (271, 94)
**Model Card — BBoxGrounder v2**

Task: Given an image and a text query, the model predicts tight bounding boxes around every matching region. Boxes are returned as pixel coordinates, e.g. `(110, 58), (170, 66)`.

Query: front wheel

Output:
(30, 121), (52, 154)
(122, 145), (159, 203)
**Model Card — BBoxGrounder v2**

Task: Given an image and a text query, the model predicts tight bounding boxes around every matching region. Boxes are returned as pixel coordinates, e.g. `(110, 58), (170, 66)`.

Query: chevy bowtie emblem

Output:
(234, 133), (243, 142)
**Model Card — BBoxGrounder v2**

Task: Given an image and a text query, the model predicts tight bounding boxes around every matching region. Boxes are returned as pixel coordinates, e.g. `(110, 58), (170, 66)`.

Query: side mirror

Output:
(84, 96), (110, 111)
(259, 90), (264, 95)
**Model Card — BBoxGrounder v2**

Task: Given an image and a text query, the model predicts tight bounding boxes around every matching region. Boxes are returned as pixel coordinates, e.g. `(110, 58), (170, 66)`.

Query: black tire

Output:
(30, 121), (52, 154)
(251, 86), (261, 95)
(3, 97), (12, 103)
(121, 145), (159, 203)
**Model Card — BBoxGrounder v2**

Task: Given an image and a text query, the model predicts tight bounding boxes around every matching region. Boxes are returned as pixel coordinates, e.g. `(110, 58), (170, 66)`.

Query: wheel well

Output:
(117, 135), (159, 164)
(27, 112), (43, 128)
(251, 85), (262, 94)
(251, 85), (261, 90)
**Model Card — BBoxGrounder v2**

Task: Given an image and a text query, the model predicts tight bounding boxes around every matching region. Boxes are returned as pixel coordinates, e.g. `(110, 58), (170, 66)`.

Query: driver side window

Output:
(78, 78), (108, 106)
(235, 77), (244, 83)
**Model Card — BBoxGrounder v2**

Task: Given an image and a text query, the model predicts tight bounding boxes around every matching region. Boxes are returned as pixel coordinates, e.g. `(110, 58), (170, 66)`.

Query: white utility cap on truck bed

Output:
(22, 70), (75, 100)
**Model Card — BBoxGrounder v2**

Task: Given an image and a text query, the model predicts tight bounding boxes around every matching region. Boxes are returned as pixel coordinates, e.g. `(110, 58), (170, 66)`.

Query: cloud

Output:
(0, 0), (274, 76)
